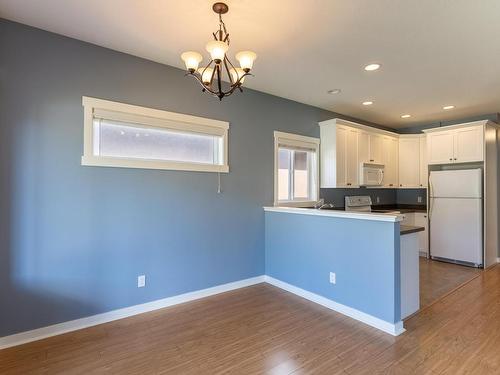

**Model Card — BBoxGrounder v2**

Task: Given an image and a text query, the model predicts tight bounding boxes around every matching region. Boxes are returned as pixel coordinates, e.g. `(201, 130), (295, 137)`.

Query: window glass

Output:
(94, 119), (222, 165)
(277, 147), (316, 203)
(278, 149), (291, 200)
(293, 151), (309, 199)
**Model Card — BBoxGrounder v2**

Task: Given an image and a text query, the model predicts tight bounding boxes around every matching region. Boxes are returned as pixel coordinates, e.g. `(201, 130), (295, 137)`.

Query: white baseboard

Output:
(0, 275), (266, 350)
(264, 276), (405, 336)
(1, 273), (406, 349)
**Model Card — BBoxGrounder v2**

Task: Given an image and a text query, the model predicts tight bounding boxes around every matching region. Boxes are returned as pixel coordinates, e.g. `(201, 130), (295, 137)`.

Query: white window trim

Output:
(274, 131), (320, 207)
(81, 96), (229, 173)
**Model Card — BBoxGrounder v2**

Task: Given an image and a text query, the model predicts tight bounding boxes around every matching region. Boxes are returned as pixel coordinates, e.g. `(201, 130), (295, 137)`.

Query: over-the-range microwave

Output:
(359, 162), (385, 186)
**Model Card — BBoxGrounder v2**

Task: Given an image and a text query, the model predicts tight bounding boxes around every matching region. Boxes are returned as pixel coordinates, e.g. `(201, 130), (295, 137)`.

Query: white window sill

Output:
(81, 156), (229, 173)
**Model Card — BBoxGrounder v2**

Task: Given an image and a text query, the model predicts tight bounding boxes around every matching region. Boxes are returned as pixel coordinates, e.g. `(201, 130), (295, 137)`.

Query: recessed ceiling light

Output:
(328, 89), (341, 95)
(401, 114), (411, 119)
(443, 105), (455, 110)
(364, 63), (381, 71)
(362, 101), (373, 106)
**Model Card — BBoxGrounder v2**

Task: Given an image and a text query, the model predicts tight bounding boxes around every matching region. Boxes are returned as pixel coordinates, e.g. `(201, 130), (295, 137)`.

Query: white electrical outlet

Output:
(137, 275), (146, 288)
(329, 272), (336, 284)
(417, 196), (423, 203)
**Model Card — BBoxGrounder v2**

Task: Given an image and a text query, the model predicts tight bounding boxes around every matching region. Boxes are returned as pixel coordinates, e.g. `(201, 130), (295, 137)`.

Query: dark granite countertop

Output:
(400, 225), (425, 235)
(372, 204), (427, 213)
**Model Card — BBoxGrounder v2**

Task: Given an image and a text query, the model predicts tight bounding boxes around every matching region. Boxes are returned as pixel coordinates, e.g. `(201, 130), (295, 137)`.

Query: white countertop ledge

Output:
(264, 207), (402, 222)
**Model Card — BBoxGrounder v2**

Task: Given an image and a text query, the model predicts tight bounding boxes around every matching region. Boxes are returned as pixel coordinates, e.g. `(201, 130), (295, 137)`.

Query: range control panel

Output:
(345, 196), (372, 211)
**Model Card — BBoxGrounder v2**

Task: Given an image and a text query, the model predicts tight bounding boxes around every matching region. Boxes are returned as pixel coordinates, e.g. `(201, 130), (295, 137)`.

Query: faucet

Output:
(313, 199), (325, 209)
(314, 199), (335, 210)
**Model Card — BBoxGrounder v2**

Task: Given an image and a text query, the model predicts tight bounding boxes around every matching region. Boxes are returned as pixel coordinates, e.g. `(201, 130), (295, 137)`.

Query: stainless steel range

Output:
(344, 196), (401, 214)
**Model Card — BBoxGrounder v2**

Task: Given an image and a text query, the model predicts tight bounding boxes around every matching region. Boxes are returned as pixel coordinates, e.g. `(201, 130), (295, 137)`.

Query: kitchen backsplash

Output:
(396, 189), (427, 205)
(320, 188), (426, 208)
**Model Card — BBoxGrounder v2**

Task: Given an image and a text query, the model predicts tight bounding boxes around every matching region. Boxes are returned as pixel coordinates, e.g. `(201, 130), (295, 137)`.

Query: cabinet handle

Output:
(449, 158), (453, 161)
(389, 184), (393, 186)
(420, 184), (423, 186)
(400, 184), (403, 187)
(370, 159), (374, 162)
(454, 158), (457, 160)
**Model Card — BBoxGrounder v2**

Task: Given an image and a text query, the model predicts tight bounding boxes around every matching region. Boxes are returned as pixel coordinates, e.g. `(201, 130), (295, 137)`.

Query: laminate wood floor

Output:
(419, 257), (482, 308)
(2, 264), (499, 374)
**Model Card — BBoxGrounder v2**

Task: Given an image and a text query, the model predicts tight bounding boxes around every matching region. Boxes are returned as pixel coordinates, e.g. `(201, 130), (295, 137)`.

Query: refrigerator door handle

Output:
(429, 197), (434, 220)
(429, 174), (434, 198)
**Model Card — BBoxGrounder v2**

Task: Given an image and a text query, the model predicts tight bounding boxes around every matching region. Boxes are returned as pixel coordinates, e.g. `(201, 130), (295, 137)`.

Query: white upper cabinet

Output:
(382, 136), (399, 187)
(399, 136), (420, 188)
(454, 125), (484, 163)
(334, 126), (348, 187)
(426, 130), (455, 164)
(398, 135), (427, 188)
(425, 123), (484, 165)
(358, 131), (370, 164)
(319, 119), (395, 188)
(346, 127), (359, 187)
(319, 119), (425, 189)
(320, 119), (489, 190)
(320, 122), (360, 188)
(369, 133), (383, 164)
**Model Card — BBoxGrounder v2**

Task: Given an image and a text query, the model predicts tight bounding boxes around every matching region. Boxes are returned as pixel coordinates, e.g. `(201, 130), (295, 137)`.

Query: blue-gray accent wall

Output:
(0, 19), (352, 336)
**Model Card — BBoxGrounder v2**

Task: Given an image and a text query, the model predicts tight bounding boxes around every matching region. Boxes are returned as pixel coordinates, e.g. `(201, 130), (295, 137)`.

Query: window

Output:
(82, 97), (229, 172)
(274, 131), (319, 207)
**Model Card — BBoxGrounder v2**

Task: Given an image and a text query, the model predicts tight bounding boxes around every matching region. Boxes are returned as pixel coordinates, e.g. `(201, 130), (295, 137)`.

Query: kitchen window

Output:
(81, 97), (229, 173)
(274, 131), (319, 207)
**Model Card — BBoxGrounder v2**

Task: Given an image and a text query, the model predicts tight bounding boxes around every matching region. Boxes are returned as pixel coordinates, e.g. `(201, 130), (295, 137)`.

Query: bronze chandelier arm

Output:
(187, 72), (220, 97)
(186, 70), (252, 100)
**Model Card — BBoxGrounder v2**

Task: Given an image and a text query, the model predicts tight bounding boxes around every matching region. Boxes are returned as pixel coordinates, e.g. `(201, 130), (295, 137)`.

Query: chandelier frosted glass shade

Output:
(198, 67), (215, 84)
(180, 3), (256, 100)
(181, 51), (203, 72)
(235, 51), (257, 72)
(205, 41), (229, 62)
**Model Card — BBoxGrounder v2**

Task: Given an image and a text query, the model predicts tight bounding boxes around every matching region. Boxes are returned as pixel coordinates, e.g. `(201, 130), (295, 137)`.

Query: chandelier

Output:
(181, 2), (257, 100)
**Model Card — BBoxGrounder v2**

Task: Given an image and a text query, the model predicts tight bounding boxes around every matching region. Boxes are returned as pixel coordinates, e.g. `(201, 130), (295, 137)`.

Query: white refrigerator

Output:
(429, 169), (483, 267)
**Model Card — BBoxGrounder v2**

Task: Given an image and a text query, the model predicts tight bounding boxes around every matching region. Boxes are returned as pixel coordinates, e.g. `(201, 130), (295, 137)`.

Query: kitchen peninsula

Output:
(264, 207), (423, 335)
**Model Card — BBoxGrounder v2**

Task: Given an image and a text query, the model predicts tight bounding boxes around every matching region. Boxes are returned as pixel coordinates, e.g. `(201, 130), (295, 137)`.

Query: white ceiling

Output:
(1, 0), (500, 129)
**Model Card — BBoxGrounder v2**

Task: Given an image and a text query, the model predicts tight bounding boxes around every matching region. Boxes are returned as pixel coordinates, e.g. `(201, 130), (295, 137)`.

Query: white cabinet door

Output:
(346, 128), (359, 187)
(399, 137), (420, 187)
(335, 126), (348, 187)
(454, 126), (484, 163)
(419, 136), (427, 188)
(369, 133), (383, 164)
(427, 131), (454, 165)
(427, 125), (484, 165)
(401, 212), (415, 226)
(358, 131), (370, 164)
(414, 212), (428, 256)
(382, 136), (398, 187)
